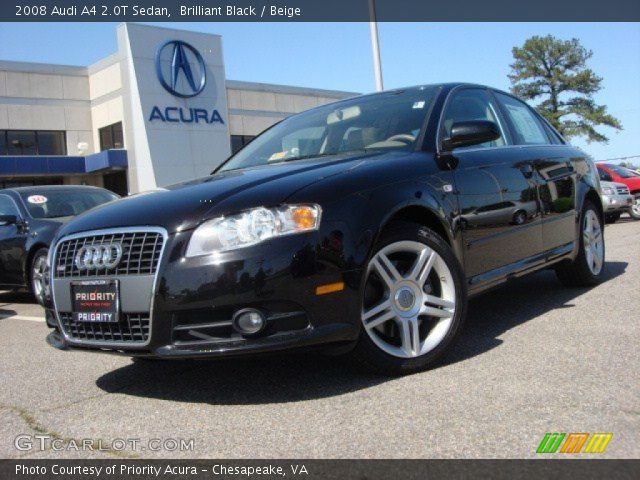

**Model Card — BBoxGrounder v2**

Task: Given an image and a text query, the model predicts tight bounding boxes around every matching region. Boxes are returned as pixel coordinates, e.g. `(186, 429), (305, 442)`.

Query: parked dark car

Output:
(0, 185), (119, 304)
(44, 84), (604, 375)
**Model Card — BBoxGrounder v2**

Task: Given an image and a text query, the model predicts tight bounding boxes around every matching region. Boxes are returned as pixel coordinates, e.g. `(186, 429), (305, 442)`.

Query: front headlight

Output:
(601, 187), (615, 196)
(185, 204), (321, 257)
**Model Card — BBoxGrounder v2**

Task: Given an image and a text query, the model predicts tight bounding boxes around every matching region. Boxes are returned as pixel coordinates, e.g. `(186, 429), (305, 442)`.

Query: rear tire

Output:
(349, 221), (467, 375)
(555, 201), (604, 287)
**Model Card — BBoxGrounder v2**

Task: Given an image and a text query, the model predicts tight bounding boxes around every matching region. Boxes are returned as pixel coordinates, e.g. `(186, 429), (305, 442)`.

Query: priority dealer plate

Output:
(71, 280), (119, 323)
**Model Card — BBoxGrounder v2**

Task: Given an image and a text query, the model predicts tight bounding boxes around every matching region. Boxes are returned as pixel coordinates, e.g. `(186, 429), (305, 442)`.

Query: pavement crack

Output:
(1, 403), (138, 459)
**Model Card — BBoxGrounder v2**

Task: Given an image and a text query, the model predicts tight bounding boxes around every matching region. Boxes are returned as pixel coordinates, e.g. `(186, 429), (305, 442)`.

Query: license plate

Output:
(71, 280), (119, 323)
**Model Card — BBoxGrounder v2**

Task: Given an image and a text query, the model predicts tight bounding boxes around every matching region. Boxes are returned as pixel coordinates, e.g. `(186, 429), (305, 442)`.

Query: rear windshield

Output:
(19, 189), (118, 219)
(219, 87), (439, 172)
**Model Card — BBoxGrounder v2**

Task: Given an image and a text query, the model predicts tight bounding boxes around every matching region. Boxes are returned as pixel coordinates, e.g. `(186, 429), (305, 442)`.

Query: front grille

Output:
(617, 186), (630, 195)
(54, 231), (164, 278)
(59, 312), (150, 343)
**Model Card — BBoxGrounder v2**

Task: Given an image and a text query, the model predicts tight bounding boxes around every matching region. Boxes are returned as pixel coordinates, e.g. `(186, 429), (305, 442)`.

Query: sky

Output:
(0, 22), (639, 163)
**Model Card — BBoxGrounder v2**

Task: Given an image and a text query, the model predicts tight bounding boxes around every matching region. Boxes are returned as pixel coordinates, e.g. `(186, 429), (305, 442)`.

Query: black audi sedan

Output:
(0, 185), (119, 305)
(44, 84), (604, 374)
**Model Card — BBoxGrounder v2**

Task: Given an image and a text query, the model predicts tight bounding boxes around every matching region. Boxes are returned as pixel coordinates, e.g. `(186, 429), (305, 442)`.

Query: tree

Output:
(509, 35), (622, 143)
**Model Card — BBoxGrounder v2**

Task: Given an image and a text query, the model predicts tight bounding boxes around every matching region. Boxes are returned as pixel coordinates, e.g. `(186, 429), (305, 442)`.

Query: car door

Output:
(441, 87), (543, 282)
(493, 92), (578, 254)
(0, 193), (29, 286)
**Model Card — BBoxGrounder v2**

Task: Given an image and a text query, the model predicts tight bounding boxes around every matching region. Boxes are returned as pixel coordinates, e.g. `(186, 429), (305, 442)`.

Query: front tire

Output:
(30, 247), (48, 306)
(628, 195), (640, 220)
(555, 201), (604, 287)
(350, 222), (467, 375)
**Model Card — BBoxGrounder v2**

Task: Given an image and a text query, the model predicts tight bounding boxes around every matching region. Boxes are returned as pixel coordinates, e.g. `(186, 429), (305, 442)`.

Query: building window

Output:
(230, 135), (255, 154)
(7, 131), (36, 155)
(1, 177), (63, 189)
(99, 122), (124, 151)
(0, 130), (66, 156)
(37, 131), (67, 155)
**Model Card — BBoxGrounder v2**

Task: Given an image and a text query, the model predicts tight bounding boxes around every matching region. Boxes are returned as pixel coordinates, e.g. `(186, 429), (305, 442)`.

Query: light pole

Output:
(368, 0), (384, 91)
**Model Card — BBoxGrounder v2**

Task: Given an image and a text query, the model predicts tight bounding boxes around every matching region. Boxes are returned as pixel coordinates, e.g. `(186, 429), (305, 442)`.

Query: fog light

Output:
(232, 309), (266, 335)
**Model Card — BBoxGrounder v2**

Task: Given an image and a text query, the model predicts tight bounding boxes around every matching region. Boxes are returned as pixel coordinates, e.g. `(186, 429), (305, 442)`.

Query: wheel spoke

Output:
(409, 248), (435, 285)
(593, 248), (603, 270)
(424, 294), (455, 310)
(372, 253), (402, 288)
(585, 245), (594, 269)
(365, 309), (395, 330)
(422, 294), (455, 318)
(363, 299), (392, 322)
(409, 317), (421, 355)
(400, 320), (413, 356)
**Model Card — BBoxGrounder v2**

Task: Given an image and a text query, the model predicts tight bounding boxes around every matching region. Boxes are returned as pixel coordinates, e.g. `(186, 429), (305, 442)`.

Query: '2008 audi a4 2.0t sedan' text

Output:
(44, 84), (605, 375)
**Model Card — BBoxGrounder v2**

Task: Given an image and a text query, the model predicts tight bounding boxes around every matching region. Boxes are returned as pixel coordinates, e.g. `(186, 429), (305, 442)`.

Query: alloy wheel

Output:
(32, 255), (47, 303)
(631, 197), (640, 217)
(361, 240), (456, 359)
(583, 210), (604, 275)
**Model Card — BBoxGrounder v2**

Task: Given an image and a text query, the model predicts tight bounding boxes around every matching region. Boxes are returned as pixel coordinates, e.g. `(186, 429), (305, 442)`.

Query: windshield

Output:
(20, 189), (118, 219)
(219, 87), (438, 172)
(608, 164), (639, 178)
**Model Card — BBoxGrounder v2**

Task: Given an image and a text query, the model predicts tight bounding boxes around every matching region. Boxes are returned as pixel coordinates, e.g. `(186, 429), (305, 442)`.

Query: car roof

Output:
(1, 185), (109, 194)
(355, 83), (512, 100)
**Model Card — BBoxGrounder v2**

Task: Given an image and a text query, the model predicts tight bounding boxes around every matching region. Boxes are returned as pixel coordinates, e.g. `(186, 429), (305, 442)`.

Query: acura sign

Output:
(155, 40), (206, 98)
(150, 39), (224, 125)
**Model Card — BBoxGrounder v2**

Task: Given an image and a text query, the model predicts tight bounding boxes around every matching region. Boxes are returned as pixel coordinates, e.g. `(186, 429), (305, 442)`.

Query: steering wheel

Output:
(385, 134), (416, 145)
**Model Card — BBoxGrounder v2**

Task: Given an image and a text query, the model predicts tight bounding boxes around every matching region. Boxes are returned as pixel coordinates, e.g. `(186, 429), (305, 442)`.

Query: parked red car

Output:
(596, 163), (640, 220)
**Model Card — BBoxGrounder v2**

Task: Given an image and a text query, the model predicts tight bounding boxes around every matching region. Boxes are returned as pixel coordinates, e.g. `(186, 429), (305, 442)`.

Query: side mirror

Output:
(442, 120), (501, 151)
(0, 215), (18, 226)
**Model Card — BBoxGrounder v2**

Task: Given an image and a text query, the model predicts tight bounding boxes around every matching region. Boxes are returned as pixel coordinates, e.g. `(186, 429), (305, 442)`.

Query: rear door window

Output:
(494, 93), (551, 145)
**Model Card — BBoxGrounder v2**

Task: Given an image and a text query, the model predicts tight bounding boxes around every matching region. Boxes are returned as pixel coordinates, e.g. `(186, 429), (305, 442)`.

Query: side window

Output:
(0, 195), (20, 216)
(598, 168), (613, 182)
(441, 88), (507, 149)
(495, 93), (550, 145)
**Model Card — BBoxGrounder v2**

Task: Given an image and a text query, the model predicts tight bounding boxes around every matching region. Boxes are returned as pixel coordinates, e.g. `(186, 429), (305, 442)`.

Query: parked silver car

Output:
(601, 180), (633, 223)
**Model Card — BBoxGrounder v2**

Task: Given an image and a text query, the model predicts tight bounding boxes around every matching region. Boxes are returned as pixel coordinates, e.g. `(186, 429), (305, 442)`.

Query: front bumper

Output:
(602, 193), (634, 212)
(47, 228), (362, 358)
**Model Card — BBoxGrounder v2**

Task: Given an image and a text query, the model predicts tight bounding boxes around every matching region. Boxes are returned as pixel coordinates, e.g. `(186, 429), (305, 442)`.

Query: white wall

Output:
(0, 64), (94, 155)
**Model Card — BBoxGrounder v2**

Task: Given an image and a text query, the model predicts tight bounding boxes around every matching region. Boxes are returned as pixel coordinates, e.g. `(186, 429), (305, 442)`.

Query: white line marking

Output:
(0, 314), (45, 322)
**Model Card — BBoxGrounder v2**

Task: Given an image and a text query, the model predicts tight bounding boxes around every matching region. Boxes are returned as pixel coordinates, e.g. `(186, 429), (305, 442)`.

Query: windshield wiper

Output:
(282, 148), (380, 163)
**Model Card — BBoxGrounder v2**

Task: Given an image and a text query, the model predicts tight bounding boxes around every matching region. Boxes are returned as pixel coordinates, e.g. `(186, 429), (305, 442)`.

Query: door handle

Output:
(519, 163), (534, 178)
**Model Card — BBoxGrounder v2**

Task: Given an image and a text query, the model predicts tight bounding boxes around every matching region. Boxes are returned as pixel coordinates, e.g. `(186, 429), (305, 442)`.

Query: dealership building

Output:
(0, 23), (356, 195)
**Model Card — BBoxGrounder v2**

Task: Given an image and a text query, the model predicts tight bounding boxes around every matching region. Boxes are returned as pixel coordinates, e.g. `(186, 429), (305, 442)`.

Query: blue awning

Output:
(0, 149), (127, 176)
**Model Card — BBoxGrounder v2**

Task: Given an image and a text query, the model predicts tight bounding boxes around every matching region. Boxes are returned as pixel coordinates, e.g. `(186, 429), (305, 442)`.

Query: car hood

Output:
(56, 153), (377, 237)
(600, 181), (627, 189)
(622, 177), (640, 189)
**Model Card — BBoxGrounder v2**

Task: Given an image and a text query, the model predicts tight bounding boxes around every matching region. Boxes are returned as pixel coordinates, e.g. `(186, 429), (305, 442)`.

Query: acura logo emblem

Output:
(75, 244), (123, 270)
(155, 40), (206, 98)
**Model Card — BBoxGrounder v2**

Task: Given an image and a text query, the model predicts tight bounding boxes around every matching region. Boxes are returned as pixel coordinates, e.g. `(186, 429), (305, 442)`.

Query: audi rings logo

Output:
(74, 244), (123, 270)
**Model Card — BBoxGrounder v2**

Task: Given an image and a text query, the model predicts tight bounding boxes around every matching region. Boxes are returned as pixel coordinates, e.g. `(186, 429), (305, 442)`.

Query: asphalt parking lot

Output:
(0, 218), (638, 459)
